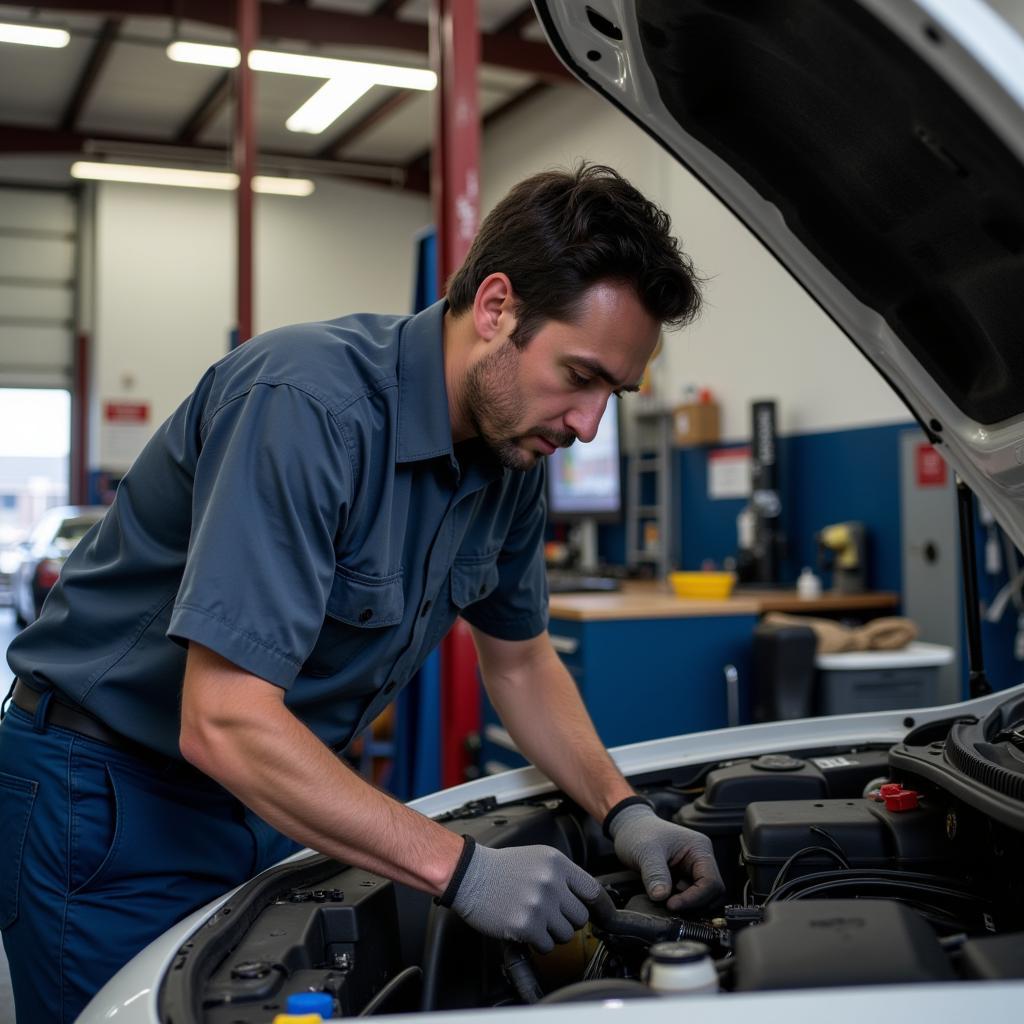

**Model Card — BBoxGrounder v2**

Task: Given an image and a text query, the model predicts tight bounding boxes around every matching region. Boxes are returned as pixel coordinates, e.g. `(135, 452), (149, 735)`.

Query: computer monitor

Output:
(546, 399), (622, 523)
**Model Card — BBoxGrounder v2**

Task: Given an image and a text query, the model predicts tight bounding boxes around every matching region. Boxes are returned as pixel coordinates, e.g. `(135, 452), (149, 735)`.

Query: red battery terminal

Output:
(879, 783), (919, 811)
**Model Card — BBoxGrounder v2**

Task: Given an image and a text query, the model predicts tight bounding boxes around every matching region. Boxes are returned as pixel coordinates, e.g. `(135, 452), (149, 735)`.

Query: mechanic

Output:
(0, 163), (724, 1022)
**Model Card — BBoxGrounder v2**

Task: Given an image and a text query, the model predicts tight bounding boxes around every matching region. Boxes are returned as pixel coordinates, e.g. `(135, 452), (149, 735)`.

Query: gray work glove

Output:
(606, 800), (725, 912)
(439, 836), (603, 954)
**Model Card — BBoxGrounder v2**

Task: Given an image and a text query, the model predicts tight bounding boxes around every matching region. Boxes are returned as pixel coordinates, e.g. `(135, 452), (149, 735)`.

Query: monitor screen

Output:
(547, 400), (622, 521)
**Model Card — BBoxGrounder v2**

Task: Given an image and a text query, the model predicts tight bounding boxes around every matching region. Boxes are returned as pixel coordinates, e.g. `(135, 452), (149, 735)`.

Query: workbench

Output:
(479, 583), (900, 775)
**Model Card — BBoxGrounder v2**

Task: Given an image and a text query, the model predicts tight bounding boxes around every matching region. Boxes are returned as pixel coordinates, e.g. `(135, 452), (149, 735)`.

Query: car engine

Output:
(159, 695), (1024, 1020)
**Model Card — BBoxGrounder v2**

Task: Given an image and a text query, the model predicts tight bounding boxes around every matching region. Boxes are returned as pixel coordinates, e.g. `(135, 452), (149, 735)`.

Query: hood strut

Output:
(957, 477), (994, 699)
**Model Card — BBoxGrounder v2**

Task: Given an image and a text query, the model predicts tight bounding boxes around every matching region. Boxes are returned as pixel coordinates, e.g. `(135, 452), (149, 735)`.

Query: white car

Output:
(9, 505), (106, 626)
(83, 1), (1024, 1020)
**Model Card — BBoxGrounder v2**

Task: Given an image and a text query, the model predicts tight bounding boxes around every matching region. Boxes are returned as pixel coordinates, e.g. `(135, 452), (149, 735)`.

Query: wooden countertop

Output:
(736, 589), (900, 614)
(548, 580), (900, 622)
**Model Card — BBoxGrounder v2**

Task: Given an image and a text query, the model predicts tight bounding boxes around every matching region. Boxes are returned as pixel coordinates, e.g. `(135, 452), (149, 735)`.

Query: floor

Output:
(0, 606), (21, 1022)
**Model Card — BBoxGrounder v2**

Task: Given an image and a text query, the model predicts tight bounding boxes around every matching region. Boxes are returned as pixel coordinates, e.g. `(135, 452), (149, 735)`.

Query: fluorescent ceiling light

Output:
(251, 49), (368, 79)
(251, 51), (436, 89)
(167, 42), (435, 136)
(286, 77), (374, 134)
(166, 41), (436, 88)
(253, 175), (315, 197)
(70, 162), (315, 197)
(166, 42), (435, 88)
(166, 40), (239, 68)
(71, 162), (235, 191)
(0, 21), (70, 47)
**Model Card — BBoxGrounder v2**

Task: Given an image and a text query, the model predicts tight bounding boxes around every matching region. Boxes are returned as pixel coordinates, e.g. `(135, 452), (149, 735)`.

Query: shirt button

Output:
(420, 600), (432, 618)
(359, 608), (373, 623)
(384, 680), (397, 694)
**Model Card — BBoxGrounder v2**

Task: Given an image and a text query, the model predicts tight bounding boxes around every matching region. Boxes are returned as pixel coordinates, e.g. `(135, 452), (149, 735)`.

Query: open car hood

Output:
(534, 0), (1024, 552)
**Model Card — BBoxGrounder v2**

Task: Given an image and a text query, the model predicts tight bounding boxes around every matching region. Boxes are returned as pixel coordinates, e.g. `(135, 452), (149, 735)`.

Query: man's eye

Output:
(568, 369), (590, 387)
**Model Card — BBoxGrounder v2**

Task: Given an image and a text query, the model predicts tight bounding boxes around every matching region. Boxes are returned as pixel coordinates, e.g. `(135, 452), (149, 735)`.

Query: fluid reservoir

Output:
(642, 941), (718, 995)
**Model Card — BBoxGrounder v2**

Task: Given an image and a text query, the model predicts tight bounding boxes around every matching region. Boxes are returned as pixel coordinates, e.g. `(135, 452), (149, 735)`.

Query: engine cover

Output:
(734, 900), (954, 990)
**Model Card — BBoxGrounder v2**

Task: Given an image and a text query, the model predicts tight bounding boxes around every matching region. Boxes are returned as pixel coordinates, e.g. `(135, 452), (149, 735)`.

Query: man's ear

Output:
(472, 273), (516, 343)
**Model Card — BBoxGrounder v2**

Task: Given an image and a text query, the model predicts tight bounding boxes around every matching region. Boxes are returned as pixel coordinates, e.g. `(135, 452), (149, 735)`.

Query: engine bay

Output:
(160, 697), (1024, 1021)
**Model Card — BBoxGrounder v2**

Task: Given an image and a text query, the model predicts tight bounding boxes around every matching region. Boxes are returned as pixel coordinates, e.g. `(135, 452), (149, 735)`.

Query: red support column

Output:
(430, 0), (480, 295)
(235, 0), (258, 344)
(71, 331), (89, 504)
(431, 0), (481, 788)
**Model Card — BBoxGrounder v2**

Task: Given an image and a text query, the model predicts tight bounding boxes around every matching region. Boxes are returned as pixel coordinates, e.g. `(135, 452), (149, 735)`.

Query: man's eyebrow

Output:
(572, 356), (642, 392)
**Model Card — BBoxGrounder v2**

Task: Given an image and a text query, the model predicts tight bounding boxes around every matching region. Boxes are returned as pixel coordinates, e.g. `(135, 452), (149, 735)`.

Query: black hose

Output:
(420, 905), (455, 1012)
(586, 886), (727, 947)
(502, 942), (544, 1005)
(766, 867), (983, 905)
(784, 877), (988, 907)
(358, 966), (422, 1017)
(768, 845), (852, 897)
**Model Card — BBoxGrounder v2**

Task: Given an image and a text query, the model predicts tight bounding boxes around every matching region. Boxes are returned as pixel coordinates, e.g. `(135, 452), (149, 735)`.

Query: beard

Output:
(461, 341), (575, 471)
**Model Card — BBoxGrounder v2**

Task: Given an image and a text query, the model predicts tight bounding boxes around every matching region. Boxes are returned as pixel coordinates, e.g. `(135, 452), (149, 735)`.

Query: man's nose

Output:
(565, 393), (609, 444)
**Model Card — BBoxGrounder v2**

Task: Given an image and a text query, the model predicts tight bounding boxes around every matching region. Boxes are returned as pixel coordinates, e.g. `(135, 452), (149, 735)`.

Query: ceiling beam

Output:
(60, 17), (120, 132)
(316, 89), (414, 160)
(27, 1), (572, 80)
(495, 5), (536, 36)
(373, 0), (407, 14)
(0, 123), (429, 193)
(176, 71), (232, 145)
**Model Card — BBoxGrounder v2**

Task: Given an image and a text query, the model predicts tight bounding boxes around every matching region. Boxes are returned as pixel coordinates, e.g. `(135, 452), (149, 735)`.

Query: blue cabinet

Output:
(480, 610), (758, 774)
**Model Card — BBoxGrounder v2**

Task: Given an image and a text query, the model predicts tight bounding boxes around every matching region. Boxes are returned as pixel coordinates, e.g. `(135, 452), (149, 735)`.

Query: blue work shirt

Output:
(8, 300), (549, 760)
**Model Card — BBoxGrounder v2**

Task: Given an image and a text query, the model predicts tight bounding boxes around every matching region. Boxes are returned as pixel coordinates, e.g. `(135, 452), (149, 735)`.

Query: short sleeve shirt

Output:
(7, 300), (550, 759)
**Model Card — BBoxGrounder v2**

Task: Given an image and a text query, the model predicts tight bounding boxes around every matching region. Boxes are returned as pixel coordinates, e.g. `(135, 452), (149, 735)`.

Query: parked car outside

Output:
(10, 505), (106, 626)
(0, 537), (23, 607)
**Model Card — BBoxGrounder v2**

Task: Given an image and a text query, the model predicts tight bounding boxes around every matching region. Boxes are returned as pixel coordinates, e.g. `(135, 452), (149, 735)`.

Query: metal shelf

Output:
(626, 406), (675, 579)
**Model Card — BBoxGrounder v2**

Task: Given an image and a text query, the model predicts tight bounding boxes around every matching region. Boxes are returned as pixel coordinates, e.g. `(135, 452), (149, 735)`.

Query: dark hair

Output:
(446, 163), (702, 347)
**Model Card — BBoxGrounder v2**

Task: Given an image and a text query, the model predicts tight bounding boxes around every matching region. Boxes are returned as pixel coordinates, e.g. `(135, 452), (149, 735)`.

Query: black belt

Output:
(12, 678), (148, 756)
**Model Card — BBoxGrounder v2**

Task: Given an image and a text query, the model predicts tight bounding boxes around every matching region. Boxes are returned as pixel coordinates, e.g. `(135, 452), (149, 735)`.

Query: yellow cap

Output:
(272, 1015), (324, 1024)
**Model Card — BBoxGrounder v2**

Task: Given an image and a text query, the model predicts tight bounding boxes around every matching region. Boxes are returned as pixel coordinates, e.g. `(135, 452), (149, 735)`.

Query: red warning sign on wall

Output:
(103, 401), (149, 424)
(916, 443), (947, 487)
(101, 400), (151, 472)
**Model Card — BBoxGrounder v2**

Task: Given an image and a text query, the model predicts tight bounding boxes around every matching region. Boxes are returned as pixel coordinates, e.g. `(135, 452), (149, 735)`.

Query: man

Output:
(0, 164), (723, 1022)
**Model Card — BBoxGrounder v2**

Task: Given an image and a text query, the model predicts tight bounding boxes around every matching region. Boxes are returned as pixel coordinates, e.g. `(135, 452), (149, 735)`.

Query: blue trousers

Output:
(0, 695), (299, 1023)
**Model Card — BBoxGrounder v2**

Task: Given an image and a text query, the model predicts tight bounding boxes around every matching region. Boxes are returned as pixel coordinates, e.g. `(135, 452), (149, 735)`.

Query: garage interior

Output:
(1, 2), (1024, 1021)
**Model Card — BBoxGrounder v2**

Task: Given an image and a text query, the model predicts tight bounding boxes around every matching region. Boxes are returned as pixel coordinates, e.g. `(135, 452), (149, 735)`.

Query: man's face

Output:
(463, 281), (661, 471)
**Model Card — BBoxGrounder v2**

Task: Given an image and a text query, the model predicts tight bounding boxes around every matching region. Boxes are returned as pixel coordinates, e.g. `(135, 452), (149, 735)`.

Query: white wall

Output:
(94, 182), (233, 444)
(256, 177), (428, 331)
(91, 178), (429, 467)
(482, 85), (911, 442)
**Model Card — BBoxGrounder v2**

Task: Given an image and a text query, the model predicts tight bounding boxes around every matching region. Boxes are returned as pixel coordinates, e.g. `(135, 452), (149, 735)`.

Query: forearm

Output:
(480, 639), (633, 821)
(179, 643), (462, 895)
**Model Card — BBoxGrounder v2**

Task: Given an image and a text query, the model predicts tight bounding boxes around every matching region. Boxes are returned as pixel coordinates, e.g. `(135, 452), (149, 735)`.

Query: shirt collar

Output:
(396, 298), (455, 464)
(395, 298), (505, 489)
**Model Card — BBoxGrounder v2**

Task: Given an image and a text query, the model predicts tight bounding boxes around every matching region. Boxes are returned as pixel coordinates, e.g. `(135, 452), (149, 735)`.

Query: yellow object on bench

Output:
(668, 571), (736, 599)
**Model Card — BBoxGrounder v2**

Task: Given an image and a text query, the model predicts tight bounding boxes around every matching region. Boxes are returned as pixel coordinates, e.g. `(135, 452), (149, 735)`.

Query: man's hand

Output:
(441, 839), (602, 954)
(608, 804), (724, 912)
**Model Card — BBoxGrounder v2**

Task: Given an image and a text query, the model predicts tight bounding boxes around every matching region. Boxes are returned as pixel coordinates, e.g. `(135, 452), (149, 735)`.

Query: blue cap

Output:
(285, 992), (334, 1018)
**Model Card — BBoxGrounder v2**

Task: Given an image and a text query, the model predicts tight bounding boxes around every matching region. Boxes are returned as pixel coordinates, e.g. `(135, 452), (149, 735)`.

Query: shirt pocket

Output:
(303, 564), (405, 678)
(0, 770), (38, 929)
(451, 552), (500, 611)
